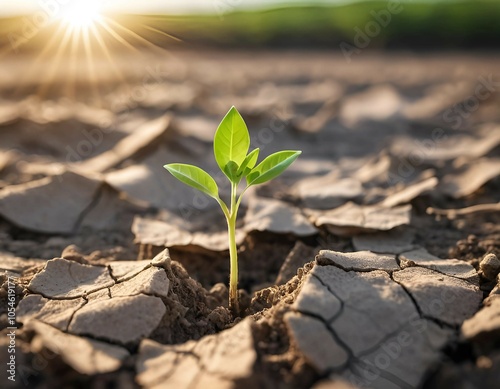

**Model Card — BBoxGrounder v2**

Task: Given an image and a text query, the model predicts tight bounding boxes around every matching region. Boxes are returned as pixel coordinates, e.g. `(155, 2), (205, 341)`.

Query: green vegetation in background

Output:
(139, 0), (500, 48)
(0, 0), (499, 51)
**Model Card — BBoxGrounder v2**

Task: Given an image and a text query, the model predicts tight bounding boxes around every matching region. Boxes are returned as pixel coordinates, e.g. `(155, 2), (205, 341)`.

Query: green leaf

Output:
(214, 106), (250, 179)
(223, 161), (239, 182)
(164, 163), (219, 199)
(247, 150), (301, 186)
(237, 148), (260, 178)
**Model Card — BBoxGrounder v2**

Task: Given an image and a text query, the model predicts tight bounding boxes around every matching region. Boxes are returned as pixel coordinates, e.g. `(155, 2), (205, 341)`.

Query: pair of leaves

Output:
(223, 147), (260, 183)
(214, 106), (301, 185)
(164, 106), (301, 200)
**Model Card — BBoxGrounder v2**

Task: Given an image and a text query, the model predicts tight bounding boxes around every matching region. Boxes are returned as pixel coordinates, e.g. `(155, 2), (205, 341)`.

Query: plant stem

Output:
(227, 182), (240, 317)
(227, 213), (239, 317)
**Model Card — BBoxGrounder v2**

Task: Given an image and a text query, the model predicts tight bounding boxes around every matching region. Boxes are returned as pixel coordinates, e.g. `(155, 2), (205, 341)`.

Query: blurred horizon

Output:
(0, 0), (498, 101)
(0, 2), (498, 58)
(0, 0), (471, 17)
(1, 0), (499, 52)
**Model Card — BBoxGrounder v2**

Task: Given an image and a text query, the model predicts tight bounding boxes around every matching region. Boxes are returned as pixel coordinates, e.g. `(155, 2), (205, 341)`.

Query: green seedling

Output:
(164, 106), (301, 316)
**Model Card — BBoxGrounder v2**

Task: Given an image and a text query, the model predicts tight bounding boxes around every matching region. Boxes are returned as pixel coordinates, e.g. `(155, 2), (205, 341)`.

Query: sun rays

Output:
(1, 0), (179, 102)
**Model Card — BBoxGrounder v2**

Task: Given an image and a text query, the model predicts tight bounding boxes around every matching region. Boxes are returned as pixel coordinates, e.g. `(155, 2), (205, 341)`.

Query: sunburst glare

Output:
(60, 0), (102, 29)
(0, 0), (181, 102)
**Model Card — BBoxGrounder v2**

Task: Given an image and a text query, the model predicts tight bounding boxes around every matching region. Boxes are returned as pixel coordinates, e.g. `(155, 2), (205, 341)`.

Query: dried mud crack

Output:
(246, 250), (483, 389)
(1, 51), (499, 389)
(2, 240), (499, 389)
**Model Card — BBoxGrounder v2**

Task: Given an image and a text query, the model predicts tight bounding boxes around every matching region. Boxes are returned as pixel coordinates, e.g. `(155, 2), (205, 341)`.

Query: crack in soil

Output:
(397, 258), (478, 286)
(316, 259), (397, 275)
(72, 183), (105, 233)
(65, 296), (88, 332)
(310, 272), (345, 323)
(388, 271), (457, 330)
(293, 309), (354, 365)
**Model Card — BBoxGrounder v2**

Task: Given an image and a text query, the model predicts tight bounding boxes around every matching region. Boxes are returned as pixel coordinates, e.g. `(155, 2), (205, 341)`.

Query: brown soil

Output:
(0, 50), (499, 389)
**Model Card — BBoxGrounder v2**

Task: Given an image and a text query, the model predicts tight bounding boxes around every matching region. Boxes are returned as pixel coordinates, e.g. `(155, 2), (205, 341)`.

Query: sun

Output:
(14, 0), (178, 101)
(60, 0), (102, 29)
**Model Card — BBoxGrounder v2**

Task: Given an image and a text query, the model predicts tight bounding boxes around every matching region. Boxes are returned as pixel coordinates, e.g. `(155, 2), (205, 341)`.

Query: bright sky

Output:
(0, 0), (350, 16)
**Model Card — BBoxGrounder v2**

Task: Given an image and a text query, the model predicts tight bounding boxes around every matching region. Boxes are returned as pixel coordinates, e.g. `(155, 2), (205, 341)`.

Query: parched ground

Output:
(0, 50), (499, 389)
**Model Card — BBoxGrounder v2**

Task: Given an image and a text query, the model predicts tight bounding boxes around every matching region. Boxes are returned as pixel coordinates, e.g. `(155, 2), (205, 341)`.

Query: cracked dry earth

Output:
(1, 247), (496, 389)
(0, 51), (499, 388)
